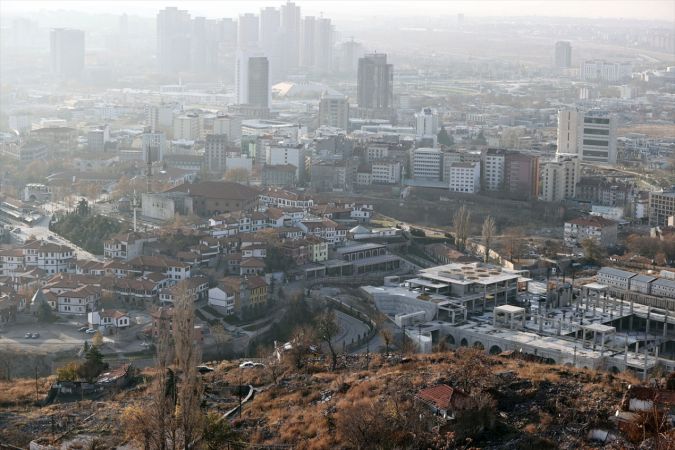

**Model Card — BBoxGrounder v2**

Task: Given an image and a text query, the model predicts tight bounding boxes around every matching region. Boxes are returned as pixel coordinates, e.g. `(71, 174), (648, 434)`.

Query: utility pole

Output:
(238, 372), (242, 417)
(34, 365), (39, 404)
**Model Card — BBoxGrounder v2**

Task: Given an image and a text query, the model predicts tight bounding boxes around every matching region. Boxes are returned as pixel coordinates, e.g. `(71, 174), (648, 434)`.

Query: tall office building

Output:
(50, 28), (85, 79)
(415, 107), (439, 142)
(557, 109), (617, 164)
(554, 41), (572, 69)
(301, 16), (316, 68)
(238, 13), (259, 50)
(281, 1), (301, 72)
(319, 93), (349, 130)
(235, 51), (270, 108)
(259, 7), (281, 81)
(580, 112), (617, 164)
(338, 39), (364, 74)
(357, 53), (393, 110)
(156, 7), (192, 74)
(314, 18), (333, 73)
(190, 17), (223, 75)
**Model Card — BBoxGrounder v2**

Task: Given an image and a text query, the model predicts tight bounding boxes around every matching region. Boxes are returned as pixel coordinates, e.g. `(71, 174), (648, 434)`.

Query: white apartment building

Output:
(225, 153), (253, 173)
(103, 232), (158, 261)
(580, 60), (632, 82)
(173, 114), (201, 141)
(412, 147), (442, 181)
(57, 285), (100, 315)
(415, 107), (439, 144)
(442, 150), (481, 182)
(372, 160), (402, 185)
(141, 132), (166, 162)
(483, 149), (505, 191)
(213, 115), (242, 142)
(366, 144), (389, 162)
(23, 241), (74, 275)
(356, 171), (373, 185)
(145, 103), (176, 134)
(556, 109), (581, 155)
(563, 216), (618, 247)
(539, 155), (580, 202)
(448, 162), (480, 193)
(266, 144), (306, 182)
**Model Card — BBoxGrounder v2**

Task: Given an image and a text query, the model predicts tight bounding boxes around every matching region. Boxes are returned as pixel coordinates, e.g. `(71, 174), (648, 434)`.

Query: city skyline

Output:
(3, 0), (675, 22)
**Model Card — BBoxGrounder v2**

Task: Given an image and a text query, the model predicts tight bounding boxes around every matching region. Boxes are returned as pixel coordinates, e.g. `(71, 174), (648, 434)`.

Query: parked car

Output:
(85, 328), (97, 334)
(197, 365), (215, 374)
(31, 332), (40, 339)
(239, 361), (264, 369)
(24, 332), (32, 339)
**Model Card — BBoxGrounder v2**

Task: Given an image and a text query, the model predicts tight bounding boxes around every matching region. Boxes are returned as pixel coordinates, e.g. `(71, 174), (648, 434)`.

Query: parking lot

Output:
(0, 315), (151, 355)
(0, 321), (87, 353)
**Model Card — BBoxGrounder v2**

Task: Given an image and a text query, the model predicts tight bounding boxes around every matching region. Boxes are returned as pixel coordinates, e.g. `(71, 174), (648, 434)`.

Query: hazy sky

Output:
(2, 0), (674, 22)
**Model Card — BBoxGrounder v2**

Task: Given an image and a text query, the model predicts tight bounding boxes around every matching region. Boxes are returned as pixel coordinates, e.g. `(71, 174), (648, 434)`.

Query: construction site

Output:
(364, 262), (675, 379)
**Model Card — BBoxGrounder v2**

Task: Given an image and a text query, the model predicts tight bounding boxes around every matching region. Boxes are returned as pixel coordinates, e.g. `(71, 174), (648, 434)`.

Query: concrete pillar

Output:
(624, 340), (628, 366)
(600, 332), (605, 357)
(643, 343), (648, 382)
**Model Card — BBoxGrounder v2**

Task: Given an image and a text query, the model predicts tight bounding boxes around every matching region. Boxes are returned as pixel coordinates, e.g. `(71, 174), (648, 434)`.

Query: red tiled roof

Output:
(416, 384), (463, 410)
(168, 181), (258, 201)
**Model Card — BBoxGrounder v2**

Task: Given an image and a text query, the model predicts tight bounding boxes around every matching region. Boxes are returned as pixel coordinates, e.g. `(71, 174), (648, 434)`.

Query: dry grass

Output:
(0, 350), (657, 449)
(0, 376), (55, 407)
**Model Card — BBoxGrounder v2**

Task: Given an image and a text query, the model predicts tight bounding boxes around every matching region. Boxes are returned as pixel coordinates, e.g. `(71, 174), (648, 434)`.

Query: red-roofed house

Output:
(415, 384), (471, 420)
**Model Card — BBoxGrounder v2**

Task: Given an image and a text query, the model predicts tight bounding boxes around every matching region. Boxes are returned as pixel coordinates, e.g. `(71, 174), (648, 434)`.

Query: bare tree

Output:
(287, 325), (315, 371)
(173, 281), (204, 449)
(481, 215), (496, 263)
(453, 204), (471, 251)
(223, 168), (251, 185)
(377, 314), (393, 356)
(122, 307), (176, 450)
(316, 309), (340, 371)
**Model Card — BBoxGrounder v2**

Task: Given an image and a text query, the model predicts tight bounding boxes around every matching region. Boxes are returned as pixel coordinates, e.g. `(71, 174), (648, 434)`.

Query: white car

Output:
(239, 361), (264, 369)
(85, 328), (97, 334)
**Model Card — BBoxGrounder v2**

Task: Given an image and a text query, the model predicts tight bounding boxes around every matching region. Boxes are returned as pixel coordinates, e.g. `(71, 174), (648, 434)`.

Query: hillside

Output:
(1, 349), (674, 449)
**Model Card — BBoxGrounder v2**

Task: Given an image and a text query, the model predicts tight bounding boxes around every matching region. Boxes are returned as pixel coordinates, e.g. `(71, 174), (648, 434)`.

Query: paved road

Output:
(14, 214), (100, 261)
(333, 310), (370, 351)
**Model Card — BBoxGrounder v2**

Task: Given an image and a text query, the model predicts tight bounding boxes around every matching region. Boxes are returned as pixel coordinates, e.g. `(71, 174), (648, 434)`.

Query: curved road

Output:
(333, 310), (370, 351)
